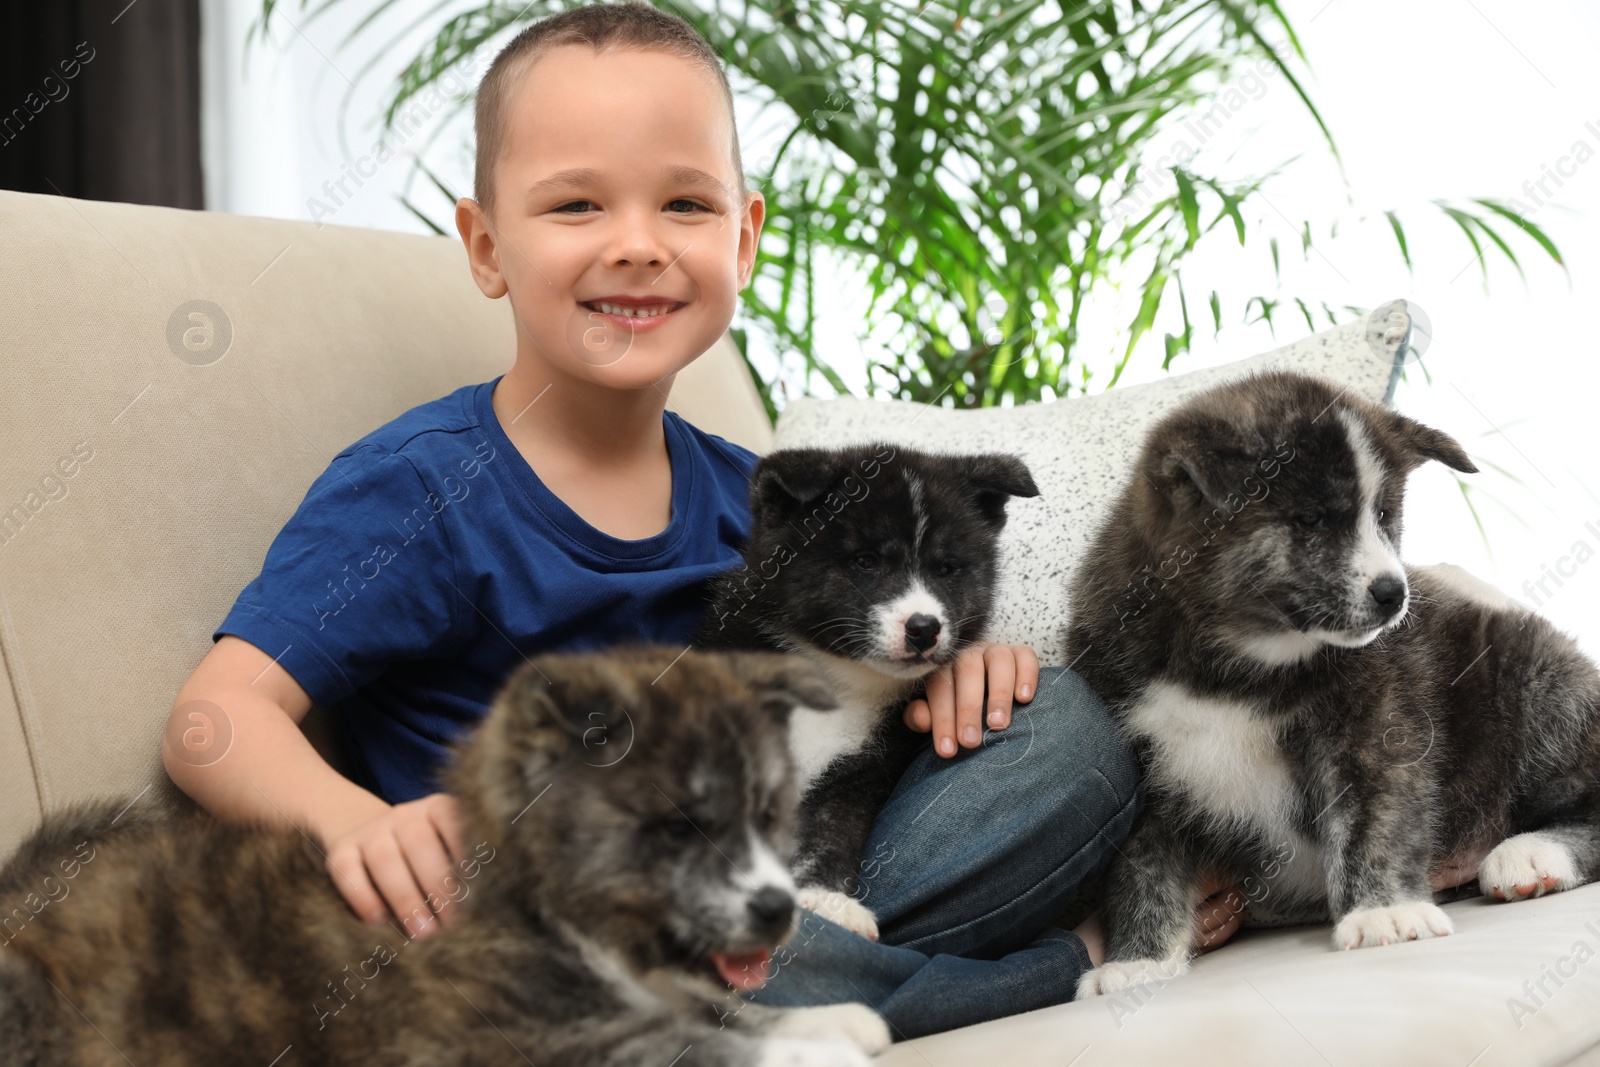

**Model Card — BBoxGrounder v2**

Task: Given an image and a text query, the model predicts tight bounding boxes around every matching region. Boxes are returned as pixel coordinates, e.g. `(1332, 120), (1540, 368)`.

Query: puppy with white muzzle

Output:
(697, 443), (1039, 941)
(0, 649), (892, 1066)
(1062, 371), (1600, 997)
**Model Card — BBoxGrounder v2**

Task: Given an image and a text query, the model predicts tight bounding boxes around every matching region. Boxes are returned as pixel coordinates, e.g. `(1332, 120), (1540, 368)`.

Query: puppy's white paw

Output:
(755, 1037), (875, 1067)
(1481, 832), (1581, 901)
(1075, 957), (1188, 998)
(1332, 901), (1453, 949)
(765, 1003), (891, 1054)
(796, 886), (880, 941)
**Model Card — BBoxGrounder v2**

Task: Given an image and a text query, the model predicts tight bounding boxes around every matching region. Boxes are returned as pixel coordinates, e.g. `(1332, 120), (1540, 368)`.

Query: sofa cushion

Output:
(878, 885), (1600, 1066)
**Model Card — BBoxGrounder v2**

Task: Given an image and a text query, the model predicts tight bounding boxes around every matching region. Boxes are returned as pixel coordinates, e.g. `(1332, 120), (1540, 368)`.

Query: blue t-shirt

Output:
(215, 375), (757, 802)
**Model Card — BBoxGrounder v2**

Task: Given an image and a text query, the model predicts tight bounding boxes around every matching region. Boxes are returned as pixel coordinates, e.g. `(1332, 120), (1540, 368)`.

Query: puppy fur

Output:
(0, 648), (893, 1066)
(697, 444), (1038, 938)
(1062, 371), (1600, 996)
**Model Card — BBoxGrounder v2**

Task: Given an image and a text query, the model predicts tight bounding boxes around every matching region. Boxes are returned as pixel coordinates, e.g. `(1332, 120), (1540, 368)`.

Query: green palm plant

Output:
(257, 0), (1560, 422)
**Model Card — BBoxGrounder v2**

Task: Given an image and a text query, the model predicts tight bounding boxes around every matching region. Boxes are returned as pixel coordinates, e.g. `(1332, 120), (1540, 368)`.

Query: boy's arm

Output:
(164, 635), (464, 937)
(165, 634), (366, 831)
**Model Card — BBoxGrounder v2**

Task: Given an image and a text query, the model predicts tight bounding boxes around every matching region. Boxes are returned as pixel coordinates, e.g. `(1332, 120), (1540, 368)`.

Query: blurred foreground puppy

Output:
(0, 648), (891, 1066)
(1063, 371), (1600, 997)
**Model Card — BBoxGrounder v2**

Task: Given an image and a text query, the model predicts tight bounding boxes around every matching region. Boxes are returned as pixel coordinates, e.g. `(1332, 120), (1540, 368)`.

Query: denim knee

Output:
(1012, 667), (1142, 816)
(856, 666), (1144, 958)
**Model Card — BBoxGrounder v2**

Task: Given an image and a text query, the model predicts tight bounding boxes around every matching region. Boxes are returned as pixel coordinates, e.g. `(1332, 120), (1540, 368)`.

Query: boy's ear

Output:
(736, 191), (766, 292)
(456, 197), (507, 300)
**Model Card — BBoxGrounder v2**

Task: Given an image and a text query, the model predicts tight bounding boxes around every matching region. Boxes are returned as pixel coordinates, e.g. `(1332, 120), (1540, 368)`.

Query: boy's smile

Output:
(458, 44), (763, 393)
(575, 288), (689, 342)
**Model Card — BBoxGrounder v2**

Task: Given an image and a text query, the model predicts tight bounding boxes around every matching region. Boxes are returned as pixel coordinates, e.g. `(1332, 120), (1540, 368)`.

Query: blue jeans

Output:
(739, 667), (1143, 1041)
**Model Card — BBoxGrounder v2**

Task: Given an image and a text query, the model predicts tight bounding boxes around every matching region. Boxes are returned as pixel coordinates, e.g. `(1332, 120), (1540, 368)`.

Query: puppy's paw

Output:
(755, 1037), (875, 1067)
(1075, 957), (1188, 998)
(1481, 832), (1582, 901)
(796, 886), (879, 941)
(1332, 901), (1453, 949)
(765, 1004), (891, 1055)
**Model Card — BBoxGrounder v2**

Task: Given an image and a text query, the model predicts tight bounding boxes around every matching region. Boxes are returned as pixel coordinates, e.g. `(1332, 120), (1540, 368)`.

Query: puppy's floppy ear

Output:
(486, 663), (567, 754)
(965, 453), (1039, 528)
(1159, 445), (1258, 513)
(753, 450), (839, 509)
(457, 664), (574, 821)
(1387, 410), (1477, 474)
(723, 652), (838, 715)
(492, 658), (638, 774)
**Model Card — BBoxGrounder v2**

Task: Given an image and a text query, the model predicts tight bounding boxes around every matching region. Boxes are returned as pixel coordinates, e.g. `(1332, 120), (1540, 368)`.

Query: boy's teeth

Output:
(595, 301), (677, 318)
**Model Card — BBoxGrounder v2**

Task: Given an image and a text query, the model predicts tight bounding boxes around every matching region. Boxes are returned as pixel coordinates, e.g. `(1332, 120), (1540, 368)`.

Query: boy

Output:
(165, 1), (1238, 1040)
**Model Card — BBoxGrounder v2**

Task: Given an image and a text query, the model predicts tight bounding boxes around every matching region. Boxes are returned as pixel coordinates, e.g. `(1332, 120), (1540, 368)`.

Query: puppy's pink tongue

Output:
(711, 948), (771, 990)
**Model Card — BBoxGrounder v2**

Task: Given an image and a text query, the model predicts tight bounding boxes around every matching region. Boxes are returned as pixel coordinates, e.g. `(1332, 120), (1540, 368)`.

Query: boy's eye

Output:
(553, 199), (708, 215)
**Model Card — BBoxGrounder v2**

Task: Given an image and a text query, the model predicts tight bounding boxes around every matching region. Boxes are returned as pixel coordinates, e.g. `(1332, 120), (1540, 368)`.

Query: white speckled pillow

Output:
(771, 300), (1411, 657)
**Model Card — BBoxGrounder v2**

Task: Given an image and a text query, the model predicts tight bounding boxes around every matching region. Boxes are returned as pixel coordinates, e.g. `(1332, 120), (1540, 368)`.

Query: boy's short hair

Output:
(473, 1), (748, 220)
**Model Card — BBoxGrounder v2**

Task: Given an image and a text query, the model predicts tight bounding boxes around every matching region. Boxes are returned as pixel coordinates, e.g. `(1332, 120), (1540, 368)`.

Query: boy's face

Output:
(457, 45), (763, 394)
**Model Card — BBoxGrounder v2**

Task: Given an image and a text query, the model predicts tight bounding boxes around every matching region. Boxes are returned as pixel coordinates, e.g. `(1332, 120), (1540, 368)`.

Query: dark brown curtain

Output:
(0, 0), (203, 208)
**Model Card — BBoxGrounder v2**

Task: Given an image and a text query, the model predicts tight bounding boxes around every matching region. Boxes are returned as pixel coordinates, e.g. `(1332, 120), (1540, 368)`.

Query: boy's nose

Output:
(606, 214), (675, 268)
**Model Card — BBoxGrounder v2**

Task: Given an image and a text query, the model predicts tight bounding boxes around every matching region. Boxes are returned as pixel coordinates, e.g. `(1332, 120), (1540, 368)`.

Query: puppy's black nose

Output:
(904, 613), (941, 652)
(1368, 575), (1406, 614)
(747, 887), (794, 932)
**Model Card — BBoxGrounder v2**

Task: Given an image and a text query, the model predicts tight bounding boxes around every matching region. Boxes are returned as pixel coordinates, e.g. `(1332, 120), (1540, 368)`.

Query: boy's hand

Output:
(319, 793), (467, 940)
(902, 643), (1040, 757)
(1192, 873), (1247, 952)
(1074, 873), (1246, 967)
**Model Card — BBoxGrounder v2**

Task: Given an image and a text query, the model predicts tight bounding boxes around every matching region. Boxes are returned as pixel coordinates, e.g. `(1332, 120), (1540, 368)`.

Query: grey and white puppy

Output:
(0, 648), (891, 1066)
(698, 443), (1039, 941)
(1062, 370), (1600, 996)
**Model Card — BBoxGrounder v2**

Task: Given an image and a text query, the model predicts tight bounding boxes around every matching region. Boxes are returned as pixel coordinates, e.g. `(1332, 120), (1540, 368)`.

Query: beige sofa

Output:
(2, 189), (1598, 1065)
